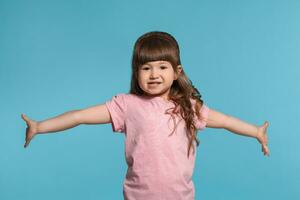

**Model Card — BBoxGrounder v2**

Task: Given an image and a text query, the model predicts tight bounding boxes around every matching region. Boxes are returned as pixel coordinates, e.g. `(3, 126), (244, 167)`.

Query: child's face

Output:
(138, 60), (181, 100)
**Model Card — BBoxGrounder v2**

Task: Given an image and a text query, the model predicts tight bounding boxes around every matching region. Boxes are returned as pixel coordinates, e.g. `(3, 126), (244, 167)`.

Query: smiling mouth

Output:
(148, 82), (162, 84)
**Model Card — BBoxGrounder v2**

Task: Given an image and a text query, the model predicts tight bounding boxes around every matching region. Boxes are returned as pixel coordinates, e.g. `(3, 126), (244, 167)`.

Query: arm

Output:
(206, 109), (258, 138)
(22, 104), (112, 148)
(205, 108), (270, 156)
(37, 104), (111, 133)
(36, 110), (80, 134)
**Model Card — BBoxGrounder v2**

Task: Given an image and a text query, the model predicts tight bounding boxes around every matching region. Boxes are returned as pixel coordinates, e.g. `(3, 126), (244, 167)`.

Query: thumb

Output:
(260, 121), (269, 135)
(263, 121), (269, 130)
(21, 114), (31, 125)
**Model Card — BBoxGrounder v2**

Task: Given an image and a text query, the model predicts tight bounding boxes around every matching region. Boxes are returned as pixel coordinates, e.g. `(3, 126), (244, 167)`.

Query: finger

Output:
(263, 144), (269, 156)
(261, 144), (266, 153)
(24, 142), (30, 148)
(264, 148), (269, 157)
(25, 127), (30, 141)
(21, 113), (27, 121)
(21, 114), (30, 125)
(262, 126), (267, 135)
(24, 141), (29, 148)
(262, 121), (269, 134)
(264, 121), (269, 128)
(266, 146), (270, 157)
(24, 137), (32, 148)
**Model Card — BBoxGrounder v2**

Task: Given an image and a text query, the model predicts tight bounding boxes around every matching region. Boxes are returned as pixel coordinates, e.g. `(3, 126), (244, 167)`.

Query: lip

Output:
(148, 82), (162, 84)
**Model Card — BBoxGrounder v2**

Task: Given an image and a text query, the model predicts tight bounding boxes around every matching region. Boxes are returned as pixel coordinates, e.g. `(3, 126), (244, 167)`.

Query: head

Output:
(130, 31), (205, 158)
(130, 31), (183, 100)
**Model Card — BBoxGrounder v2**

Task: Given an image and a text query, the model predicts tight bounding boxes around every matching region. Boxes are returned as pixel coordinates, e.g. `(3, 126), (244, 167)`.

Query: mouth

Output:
(148, 82), (162, 85)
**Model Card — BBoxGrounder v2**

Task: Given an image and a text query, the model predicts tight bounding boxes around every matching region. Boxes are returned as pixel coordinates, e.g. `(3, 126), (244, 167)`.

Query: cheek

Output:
(138, 71), (146, 81)
(137, 73), (145, 87)
(166, 71), (176, 80)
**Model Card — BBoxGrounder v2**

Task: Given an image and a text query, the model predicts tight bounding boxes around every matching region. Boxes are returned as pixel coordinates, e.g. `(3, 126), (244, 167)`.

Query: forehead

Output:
(142, 60), (172, 66)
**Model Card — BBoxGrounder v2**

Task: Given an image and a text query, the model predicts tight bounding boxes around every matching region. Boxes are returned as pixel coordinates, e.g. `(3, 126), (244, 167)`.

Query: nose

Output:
(150, 68), (159, 79)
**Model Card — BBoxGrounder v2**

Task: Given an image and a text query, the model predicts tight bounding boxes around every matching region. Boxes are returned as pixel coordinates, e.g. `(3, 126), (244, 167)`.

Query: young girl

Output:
(21, 31), (270, 200)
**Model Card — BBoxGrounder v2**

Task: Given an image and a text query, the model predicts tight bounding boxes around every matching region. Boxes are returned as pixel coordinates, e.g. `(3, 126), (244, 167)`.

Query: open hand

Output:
(256, 121), (270, 157)
(21, 114), (38, 148)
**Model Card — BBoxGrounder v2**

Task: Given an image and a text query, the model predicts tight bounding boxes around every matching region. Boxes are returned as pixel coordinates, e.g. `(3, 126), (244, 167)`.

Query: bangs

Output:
(136, 37), (179, 67)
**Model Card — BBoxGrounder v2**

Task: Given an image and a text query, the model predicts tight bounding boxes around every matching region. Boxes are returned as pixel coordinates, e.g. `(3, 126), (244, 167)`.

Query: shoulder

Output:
(190, 98), (209, 112)
(106, 93), (147, 116)
(116, 93), (140, 99)
(108, 93), (141, 104)
(110, 93), (133, 99)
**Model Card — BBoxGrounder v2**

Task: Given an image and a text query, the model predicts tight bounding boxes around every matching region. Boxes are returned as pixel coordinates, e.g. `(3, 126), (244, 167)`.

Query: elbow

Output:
(223, 115), (232, 130)
(70, 110), (82, 125)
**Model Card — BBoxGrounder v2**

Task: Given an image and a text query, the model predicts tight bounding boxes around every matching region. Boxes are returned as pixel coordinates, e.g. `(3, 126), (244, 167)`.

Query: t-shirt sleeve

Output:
(194, 104), (210, 130)
(105, 94), (127, 133)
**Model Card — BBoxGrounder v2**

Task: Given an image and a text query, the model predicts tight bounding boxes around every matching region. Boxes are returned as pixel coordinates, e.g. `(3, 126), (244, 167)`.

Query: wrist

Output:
(254, 126), (259, 138)
(255, 126), (262, 144)
(35, 121), (42, 134)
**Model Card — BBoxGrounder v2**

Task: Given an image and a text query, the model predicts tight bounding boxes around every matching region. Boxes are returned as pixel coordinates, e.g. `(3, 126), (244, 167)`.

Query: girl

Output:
(21, 31), (270, 200)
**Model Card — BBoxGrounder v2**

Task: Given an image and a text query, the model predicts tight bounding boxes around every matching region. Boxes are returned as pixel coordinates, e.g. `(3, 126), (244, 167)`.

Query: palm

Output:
(256, 121), (270, 157)
(21, 114), (38, 148)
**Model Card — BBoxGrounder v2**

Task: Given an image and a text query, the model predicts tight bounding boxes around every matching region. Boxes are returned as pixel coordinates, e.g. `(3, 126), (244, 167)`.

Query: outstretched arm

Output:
(22, 104), (112, 148)
(206, 108), (270, 157)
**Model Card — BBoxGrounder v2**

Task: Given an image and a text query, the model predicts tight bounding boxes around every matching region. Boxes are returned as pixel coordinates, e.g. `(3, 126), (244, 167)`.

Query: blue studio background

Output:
(1, 0), (299, 199)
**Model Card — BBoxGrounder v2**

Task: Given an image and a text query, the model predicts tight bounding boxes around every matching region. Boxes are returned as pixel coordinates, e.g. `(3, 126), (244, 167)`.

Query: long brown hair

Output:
(130, 31), (205, 158)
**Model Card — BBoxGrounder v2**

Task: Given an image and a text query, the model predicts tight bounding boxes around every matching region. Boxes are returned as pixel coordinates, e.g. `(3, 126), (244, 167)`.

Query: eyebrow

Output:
(158, 61), (168, 64)
(142, 61), (168, 66)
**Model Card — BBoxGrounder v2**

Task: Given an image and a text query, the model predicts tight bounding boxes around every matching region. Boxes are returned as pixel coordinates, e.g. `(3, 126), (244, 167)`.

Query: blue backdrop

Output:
(1, 0), (299, 199)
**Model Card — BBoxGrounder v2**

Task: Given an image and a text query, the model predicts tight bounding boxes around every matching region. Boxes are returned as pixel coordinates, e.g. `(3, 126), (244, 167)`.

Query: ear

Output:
(174, 65), (183, 80)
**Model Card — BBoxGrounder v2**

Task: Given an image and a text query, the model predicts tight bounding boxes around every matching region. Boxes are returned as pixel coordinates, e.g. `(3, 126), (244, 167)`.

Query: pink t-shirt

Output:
(105, 93), (210, 200)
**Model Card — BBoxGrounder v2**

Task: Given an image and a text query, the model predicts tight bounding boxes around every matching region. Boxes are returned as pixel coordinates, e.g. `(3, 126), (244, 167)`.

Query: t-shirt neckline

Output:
(140, 95), (174, 105)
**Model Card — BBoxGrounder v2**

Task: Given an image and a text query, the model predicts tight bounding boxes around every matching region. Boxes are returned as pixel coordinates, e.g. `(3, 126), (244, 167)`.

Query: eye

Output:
(141, 67), (150, 70)
(160, 65), (168, 69)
